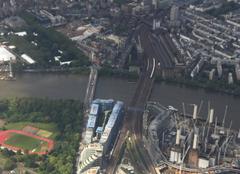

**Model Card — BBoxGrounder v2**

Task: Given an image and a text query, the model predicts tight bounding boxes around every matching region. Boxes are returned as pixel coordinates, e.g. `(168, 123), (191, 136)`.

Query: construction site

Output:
(143, 102), (240, 174)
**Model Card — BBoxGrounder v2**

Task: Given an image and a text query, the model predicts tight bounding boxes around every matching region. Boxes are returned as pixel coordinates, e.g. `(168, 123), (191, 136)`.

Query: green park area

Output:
(0, 98), (83, 174)
(0, 12), (89, 69)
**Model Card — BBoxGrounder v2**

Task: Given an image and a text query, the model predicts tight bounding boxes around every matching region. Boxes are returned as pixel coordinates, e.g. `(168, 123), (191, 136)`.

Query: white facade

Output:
(198, 158), (209, 168)
(84, 129), (94, 144)
(170, 150), (182, 164)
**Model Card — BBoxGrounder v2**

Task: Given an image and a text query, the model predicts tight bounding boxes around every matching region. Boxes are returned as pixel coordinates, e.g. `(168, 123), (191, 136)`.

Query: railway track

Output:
(106, 24), (163, 174)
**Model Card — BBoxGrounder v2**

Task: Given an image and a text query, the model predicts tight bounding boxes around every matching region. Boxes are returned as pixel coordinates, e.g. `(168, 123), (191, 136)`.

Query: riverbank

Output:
(97, 68), (240, 98)
(94, 68), (240, 98)
(156, 76), (240, 98)
(21, 67), (90, 75)
(18, 67), (138, 79)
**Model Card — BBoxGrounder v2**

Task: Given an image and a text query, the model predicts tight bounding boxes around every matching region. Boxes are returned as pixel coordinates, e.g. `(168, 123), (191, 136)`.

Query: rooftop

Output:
(90, 103), (99, 116)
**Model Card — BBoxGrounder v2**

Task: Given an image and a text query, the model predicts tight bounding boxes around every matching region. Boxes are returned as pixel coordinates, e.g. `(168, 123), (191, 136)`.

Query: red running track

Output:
(0, 130), (54, 155)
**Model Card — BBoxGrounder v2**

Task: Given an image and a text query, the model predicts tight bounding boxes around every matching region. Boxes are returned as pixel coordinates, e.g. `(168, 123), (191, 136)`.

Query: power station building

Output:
(144, 102), (240, 173)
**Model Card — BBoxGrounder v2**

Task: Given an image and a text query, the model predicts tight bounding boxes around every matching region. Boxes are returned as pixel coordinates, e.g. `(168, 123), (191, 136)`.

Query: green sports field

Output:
(5, 133), (43, 151)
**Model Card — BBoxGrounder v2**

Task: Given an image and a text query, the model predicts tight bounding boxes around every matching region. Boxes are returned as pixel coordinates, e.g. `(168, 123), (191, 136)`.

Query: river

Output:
(0, 73), (239, 129)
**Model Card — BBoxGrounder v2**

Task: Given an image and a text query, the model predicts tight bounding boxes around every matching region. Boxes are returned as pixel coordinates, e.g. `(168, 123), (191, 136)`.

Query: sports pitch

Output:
(0, 130), (54, 155)
(5, 133), (44, 152)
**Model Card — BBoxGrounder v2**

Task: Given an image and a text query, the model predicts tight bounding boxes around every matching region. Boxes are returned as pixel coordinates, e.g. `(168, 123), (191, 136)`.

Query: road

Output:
(105, 24), (160, 174)
(83, 66), (98, 110)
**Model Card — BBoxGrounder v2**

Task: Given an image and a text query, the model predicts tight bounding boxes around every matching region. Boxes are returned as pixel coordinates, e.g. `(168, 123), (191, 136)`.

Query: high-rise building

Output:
(170, 5), (179, 27)
(79, 99), (124, 173)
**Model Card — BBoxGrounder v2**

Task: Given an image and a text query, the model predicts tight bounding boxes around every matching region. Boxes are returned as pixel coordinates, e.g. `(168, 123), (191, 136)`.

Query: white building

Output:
(21, 54), (35, 64)
(0, 46), (16, 62)
(71, 25), (102, 41)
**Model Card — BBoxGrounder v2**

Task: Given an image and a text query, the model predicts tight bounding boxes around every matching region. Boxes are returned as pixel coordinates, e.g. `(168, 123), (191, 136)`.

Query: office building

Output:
(100, 101), (124, 155)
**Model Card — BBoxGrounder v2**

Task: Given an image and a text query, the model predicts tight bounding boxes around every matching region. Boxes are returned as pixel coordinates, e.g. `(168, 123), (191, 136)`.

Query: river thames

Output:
(0, 73), (239, 129)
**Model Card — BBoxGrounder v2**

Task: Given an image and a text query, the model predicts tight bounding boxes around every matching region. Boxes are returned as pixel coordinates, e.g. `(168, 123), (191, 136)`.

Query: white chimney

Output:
(193, 134), (198, 149)
(209, 109), (214, 124)
(193, 104), (198, 120)
(176, 129), (181, 145)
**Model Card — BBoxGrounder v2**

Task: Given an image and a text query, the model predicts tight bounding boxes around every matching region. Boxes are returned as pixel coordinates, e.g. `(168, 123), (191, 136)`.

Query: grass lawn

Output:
(5, 133), (43, 152)
(5, 122), (59, 139)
